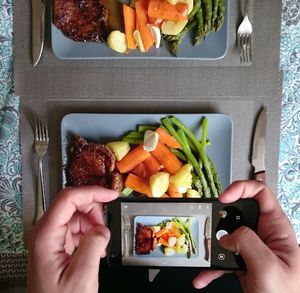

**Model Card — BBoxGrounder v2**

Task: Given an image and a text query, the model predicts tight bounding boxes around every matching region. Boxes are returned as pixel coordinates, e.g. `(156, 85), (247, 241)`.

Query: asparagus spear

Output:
(177, 129), (210, 198)
(169, 20), (197, 56)
(215, 0), (225, 31)
(212, 0), (220, 31)
(170, 116), (218, 198)
(208, 156), (222, 195)
(202, 0), (213, 36)
(194, 3), (205, 46)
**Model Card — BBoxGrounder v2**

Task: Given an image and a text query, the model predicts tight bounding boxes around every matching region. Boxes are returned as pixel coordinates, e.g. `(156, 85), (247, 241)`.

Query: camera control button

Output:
(218, 253), (226, 261)
(216, 229), (228, 240)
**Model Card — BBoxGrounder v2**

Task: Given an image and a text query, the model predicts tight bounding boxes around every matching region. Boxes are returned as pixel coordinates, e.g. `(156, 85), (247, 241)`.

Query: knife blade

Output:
(251, 107), (267, 182)
(32, 0), (45, 67)
(204, 216), (211, 261)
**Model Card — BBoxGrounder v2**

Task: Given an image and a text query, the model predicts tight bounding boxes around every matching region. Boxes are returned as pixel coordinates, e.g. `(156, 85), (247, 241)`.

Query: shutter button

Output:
(216, 229), (228, 240)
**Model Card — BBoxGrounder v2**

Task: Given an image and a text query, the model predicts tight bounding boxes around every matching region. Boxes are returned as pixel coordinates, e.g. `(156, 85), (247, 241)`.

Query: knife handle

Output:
(31, 0), (45, 66)
(255, 171), (266, 183)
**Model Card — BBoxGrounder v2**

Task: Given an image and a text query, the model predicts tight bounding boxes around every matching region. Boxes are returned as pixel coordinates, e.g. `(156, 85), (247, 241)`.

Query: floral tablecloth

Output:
(0, 0), (299, 261)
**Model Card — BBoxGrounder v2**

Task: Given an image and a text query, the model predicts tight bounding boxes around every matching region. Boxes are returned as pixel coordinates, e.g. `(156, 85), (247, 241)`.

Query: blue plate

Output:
(51, 0), (229, 60)
(60, 113), (233, 189)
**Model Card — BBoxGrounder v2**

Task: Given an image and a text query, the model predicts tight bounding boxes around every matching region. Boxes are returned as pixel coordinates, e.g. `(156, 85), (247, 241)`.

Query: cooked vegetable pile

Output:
(135, 217), (197, 258)
(107, 0), (226, 56)
(107, 115), (222, 198)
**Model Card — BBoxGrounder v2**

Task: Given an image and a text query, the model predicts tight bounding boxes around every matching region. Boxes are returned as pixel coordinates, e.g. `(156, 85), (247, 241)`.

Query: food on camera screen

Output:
(135, 217), (197, 258)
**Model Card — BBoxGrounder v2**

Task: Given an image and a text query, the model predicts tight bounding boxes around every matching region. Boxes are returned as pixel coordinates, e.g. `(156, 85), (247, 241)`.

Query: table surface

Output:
(0, 0), (299, 289)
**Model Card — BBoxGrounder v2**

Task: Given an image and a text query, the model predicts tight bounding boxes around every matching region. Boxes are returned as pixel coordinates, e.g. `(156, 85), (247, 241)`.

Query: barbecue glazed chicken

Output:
(66, 135), (123, 191)
(53, 0), (109, 42)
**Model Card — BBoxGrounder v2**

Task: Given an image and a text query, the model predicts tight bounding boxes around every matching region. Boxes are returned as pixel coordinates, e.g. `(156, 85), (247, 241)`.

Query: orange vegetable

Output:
(135, 1), (155, 52)
(123, 4), (137, 50)
(156, 227), (168, 238)
(116, 144), (151, 173)
(168, 183), (183, 198)
(148, 0), (188, 21)
(158, 237), (169, 246)
(143, 155), (161, 175)
(168, 227), (181, 237)
(132, 162), (148, 178)
(156, 127), (181, 149)
(151, 141), (182, 174)
(125, 173), (152, 197)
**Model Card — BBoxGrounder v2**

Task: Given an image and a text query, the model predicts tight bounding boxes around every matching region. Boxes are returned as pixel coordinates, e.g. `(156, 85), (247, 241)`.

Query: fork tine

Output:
(35, 117), (38, 140)
(45, 122), (49, 142)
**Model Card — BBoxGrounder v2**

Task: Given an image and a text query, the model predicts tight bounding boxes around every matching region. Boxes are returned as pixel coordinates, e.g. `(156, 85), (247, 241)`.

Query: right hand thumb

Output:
(219, 226), (274, 271)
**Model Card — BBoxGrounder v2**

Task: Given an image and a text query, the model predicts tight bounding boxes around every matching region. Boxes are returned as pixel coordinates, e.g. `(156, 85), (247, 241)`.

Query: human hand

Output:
(193, 180), (300, 293)
(27, 186), (119, 293)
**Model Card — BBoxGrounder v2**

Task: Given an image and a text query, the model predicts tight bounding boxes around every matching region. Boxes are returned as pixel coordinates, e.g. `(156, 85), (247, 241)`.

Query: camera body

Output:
(106, 197), (259, 270)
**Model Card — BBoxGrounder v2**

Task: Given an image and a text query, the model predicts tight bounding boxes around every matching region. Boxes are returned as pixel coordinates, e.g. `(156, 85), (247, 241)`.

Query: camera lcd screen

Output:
(120, 201), (212, 267)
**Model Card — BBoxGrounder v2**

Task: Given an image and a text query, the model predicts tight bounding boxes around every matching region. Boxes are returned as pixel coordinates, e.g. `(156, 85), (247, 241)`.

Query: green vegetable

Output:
(121, 187), (134, 196)
(123, 131), (144, 139)
(202, 0), (213, 36)
(215, 0), (225, 32)
(122, 137), (143, 144)
(170, 116), (218, 198)
(212, 0), (220, 31)
(194, 4), (205, 46)
(137, 125), (157, 132)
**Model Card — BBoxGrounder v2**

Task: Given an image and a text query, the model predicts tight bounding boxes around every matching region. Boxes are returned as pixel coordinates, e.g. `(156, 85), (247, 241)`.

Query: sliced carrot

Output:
(156, 227), (168, 238)
(151, 141), (182, 174)
(156, 127), (181, 149)
(135, 1), (155, 52)
(158, 237), (169, 246)
(125, 173), (152, 197)
(143, 155), (161, 175)
(116, 144), (151, 173)
(148, 0), (188, 21)
(123, 4), (137, 50)
(132, 162), (148, 178)
(168, 227), (181, 237)
(168, 183), (183, 198)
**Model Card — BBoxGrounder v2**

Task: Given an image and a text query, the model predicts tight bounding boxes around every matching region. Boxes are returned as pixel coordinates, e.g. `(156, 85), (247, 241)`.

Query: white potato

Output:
(107, 30), (127, 53)
(179, 0), (193, 14)
(161, 19), (188, 36)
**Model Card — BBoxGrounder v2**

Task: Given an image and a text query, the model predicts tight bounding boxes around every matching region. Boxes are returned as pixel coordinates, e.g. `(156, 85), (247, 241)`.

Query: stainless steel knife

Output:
(32, 0), (45, 66)
(251, 107), (267, 182)
(204, 216), (211, 261)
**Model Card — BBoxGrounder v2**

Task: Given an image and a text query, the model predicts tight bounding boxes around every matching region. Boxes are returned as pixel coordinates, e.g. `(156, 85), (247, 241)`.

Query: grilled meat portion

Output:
(67, 135), (123, 191)
(53, 0), (109, 42)
(135, 224), (154, 255)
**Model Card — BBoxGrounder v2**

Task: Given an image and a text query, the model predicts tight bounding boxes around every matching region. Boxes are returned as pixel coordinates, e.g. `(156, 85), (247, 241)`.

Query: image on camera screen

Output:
(121, 202), (212, 267)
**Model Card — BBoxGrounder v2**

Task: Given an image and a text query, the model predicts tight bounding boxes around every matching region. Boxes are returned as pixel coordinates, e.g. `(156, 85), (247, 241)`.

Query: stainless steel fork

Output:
(237, 0), (252, 63)
(34, 116), (49, 223)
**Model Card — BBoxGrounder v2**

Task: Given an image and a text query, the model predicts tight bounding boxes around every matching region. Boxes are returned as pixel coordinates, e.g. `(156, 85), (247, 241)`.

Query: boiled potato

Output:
(149, 172), (170, 197)
(161, 19), (188, 35)
(170, 164), (193, 192)
(179, 0), (193, 14)
(107, 30), (127, 53)
(186, 189), (201, 198)
(107, 141), (130, 161)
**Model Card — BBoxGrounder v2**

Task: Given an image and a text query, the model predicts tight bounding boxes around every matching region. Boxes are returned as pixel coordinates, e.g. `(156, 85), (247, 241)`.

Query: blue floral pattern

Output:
(0, 0), (24, 253)
(279, 0), (300, 241)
